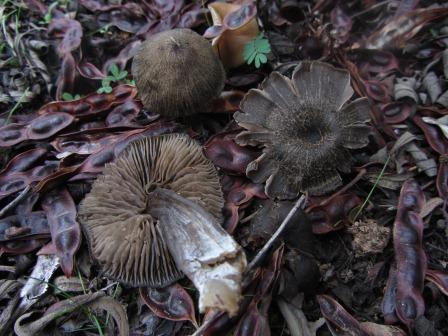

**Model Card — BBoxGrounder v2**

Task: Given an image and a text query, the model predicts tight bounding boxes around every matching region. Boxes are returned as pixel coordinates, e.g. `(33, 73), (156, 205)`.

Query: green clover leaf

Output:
(243, 32), (271, 68)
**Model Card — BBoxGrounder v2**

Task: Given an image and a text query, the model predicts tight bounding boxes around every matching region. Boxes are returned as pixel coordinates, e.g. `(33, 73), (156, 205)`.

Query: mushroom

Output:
(131, 28), (225, 118)
(234, 61), (371, 199)
(78, 134), (246, 314)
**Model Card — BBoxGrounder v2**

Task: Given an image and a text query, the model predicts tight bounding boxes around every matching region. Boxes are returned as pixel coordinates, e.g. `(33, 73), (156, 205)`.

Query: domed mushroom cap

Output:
(234, 61), (371, 199)
(78, 134), (224, 287)
(131, 28), (226, 118)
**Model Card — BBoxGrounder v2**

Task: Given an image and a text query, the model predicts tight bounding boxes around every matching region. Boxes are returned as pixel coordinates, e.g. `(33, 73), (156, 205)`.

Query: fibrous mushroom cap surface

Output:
(234, 61), (371, 199)
(132, 28), (225, 117)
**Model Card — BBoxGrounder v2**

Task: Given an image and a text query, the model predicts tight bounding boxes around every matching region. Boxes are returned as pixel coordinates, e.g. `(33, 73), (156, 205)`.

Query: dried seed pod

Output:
(423, 71), (442, 103)
(394, 77), (418, 102)
(148, 188), (246, 315)
(205, 2), (259, 69)
(131, 28), (225, 117)
(234, 61), (371, 199)
(393, 179), (427, 328)
(317, 295), (370, 336)
(443, 49), (448, 79)
(436, 89), (448, 108)
(0, 112), (74, 147)
(78, 134), (224, 288)
(41, 188), (81, 276)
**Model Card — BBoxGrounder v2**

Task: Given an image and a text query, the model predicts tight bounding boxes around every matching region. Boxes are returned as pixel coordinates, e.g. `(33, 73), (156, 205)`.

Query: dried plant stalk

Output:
(148, 188), (246, 316)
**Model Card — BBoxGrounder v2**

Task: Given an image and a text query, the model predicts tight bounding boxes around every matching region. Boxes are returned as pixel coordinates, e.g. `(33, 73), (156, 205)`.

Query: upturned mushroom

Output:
(131, 29), (226, 118)
(234, 61), (371, 199)
(78, 134), (246, 315)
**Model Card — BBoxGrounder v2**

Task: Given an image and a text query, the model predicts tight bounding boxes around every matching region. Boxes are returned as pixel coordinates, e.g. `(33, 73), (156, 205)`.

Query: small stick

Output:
(245, 193), (307, 273)
(0, 185), (31, 218)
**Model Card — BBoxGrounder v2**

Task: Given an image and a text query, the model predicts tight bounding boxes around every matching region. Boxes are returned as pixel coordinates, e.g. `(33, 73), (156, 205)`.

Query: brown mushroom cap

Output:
(131, 28), (225, 118)
(78, 134), (224, 287)
(234, 61), (371, 199)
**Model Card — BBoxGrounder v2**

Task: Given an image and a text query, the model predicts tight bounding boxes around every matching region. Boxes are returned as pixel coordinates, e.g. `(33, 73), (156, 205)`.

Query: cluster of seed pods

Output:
(0, 85), (137, 148)
(0, 84), (179, 276)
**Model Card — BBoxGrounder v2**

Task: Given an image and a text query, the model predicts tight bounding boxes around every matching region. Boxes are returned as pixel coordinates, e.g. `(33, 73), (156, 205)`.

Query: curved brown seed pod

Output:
(41, 188), (81, 276)
(382, 265), (399, 324)
(148, 188), (246, 316)
(80, 121), (179, 173)
(413, 115), (448, 155)
(382, 101), (414, 124)
(0, 212), (49, 242)
(105, 100), (142, 127)
(204, 131), (260, 175)
(0, 163), (58, 199)
(393, 179), (427, 329)
(317, 295), (371, 336)
(36, 122), (179, 192)
(306, 193), (361, 234)
(51, 134), (108, 155)
(77, 62), (105, 79)
(140, 283), (198, 327)
(28, 113), (75, 140)
(0, 124), (28, 147)
(38, 85), (137, 118)
(426, 269), (448, 296)
(0, 148), (47, 175)
(437, 159), (448, 200)
(349, 50), (399, 75)
(221, 176), (266, 233)
(234, 244), (283, 336)
(0, 113), (75, 147)
(207, 91), (245, 114)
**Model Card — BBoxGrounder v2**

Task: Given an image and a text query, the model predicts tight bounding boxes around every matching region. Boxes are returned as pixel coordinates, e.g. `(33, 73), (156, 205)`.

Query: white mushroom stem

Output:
(148, 188), (246, 316)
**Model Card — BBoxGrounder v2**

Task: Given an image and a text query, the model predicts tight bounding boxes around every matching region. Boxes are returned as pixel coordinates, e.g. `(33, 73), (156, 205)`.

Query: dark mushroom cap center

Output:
(303, 116), (337, 146)
(271, 107), (338, 147)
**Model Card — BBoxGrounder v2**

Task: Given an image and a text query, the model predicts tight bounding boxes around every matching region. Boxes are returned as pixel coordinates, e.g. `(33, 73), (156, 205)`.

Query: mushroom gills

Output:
(148, 187), (246, 316)
(78, 134), (224, 288)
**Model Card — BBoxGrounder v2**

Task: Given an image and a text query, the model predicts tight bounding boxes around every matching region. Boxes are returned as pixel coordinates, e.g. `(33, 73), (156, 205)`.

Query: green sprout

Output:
(351, 155), (391, 222)
(62, 92), (81, 101)
(42, 1), (59, 24)
(243, 33), (271, 69)
(97, 64), (128, 94)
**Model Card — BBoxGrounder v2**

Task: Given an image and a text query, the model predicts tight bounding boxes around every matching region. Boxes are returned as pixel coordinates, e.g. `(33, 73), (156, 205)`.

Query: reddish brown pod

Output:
(0, 113), (75, 147)
(38, 85), (137, 119)
(41, 188), (81, 276)
(393, 179), (427, 329)
(0, 148), (47, 175)
(317, 295), (370, 336)
(204, 131), (260, 175)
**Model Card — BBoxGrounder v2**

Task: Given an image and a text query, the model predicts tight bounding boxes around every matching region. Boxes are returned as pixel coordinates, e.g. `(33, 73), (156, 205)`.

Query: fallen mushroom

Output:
(234, 61), (371, 199)
(131, 28), (225, 118)
(78, 134), (246, 315)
